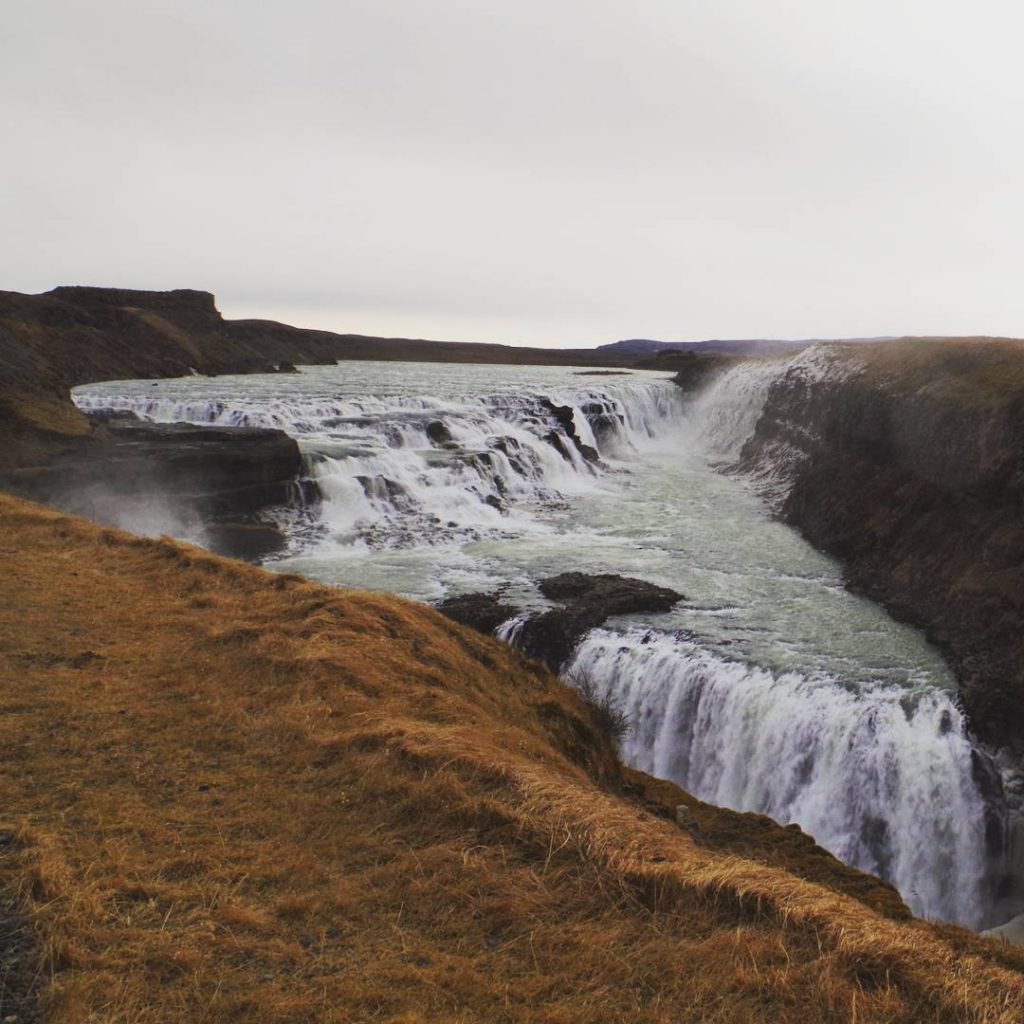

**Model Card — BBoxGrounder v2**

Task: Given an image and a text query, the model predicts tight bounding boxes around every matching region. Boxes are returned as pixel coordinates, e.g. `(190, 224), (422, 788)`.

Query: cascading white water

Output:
(687, 344), (867, 500)
(73, 358), (1011, 928)
(74, 368), (685, 550)
(569, 629), (991, 926)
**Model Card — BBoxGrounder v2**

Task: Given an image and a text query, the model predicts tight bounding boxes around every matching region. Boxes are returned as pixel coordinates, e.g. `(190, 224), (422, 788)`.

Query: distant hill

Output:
(603, 337), (899, 357)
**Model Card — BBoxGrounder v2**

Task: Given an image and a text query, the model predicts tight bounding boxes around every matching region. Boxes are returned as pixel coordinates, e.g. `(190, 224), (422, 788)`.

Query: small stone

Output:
(674, 805), (704, 839)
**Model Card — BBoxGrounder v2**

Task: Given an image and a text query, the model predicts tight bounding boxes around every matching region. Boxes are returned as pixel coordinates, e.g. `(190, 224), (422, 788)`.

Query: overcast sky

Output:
(4, 1), (1024, 347)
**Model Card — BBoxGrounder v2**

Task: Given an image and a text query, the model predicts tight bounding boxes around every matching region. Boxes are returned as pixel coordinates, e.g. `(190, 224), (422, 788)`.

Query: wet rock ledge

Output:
(439, 572), (683, 669)
(5, 415), (312, 560)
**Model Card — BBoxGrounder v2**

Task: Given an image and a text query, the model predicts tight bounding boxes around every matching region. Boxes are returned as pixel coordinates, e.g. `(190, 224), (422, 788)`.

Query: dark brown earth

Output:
(720, 339), (1024, 751)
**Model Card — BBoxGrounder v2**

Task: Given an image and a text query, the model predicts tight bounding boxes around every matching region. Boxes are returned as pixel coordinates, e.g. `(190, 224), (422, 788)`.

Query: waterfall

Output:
(495, 615), (528, 646)
(73, 374), (687, 550)
(569, 628), (994, 926)
(686, 345), (864, 500)
(74, 360), (1012, 929)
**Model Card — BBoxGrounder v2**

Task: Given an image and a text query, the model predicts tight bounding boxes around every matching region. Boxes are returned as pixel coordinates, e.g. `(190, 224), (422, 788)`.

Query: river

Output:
(73, 358), (1008, 927)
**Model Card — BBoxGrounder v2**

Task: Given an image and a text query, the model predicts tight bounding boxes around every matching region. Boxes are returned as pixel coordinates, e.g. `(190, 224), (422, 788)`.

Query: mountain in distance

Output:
(602, 336), (900, 356)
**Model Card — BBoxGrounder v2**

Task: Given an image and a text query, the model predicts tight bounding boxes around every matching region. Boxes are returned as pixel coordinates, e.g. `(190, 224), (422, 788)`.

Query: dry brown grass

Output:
(2, 493), (1024, 1023)
(846, 337), (1024, 407)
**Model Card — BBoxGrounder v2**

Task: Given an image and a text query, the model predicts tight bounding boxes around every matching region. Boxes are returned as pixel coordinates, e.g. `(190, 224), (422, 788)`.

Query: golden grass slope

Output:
(1, 493), (1023, 1023)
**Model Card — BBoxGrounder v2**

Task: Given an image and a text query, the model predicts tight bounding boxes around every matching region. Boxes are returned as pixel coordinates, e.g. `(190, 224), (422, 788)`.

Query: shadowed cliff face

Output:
(724, 340), (1024, 751)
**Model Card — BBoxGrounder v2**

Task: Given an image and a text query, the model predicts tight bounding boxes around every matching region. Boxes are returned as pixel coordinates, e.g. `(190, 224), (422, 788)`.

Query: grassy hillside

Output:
(2, 494), (1024, 1023)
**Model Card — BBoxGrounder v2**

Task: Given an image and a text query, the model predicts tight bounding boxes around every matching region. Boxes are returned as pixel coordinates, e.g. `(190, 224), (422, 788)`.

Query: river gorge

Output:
(70, 354), (1020, 931)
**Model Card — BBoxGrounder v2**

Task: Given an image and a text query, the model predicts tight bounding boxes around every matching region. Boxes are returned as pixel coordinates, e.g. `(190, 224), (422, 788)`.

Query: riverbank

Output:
(4, 492), (1024, 1022)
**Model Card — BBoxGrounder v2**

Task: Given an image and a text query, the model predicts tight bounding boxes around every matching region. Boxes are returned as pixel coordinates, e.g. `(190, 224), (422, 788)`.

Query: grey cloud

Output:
(3, 1), (1024, 346)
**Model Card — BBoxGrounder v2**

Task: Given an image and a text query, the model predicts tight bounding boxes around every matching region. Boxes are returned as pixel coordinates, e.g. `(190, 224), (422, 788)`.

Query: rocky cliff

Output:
(710, 339), (1024, 751)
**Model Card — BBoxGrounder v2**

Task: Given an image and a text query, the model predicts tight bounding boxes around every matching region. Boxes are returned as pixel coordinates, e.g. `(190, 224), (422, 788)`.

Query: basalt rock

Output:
(440, 573), (683, 670)
(437, 593), (519, 636)
(6, 419), (310, 561)
(670, 352), (741, 393)
(539, 398), (600, 463)
(425, 420), (453, 445)
(517, 574), (683, 669)
(537, 572), (681, 613)
(86, 420), (305, 518)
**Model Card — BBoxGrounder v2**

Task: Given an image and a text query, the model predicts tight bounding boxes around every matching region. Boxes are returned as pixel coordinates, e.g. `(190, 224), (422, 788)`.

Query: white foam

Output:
(570, 628), (992, 926)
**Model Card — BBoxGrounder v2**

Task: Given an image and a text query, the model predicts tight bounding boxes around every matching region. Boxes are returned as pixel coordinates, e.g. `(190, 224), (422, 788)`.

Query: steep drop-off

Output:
(4, 494), (1024, 1022)
(705, 340), (1024, 752)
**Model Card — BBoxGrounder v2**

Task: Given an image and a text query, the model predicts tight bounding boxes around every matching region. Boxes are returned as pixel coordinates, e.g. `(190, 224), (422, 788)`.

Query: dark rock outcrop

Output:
(537, 572), (682, 614)
(539, 398), (600, 463)
(669, 352), (742, 393)
(519, 574), (683, 668)
(34, 420), (304, 515)
(425, 420), (453, 445)
(7, 419), (307, 560)
(437, 593), (519, 636)
(441, 573), (683, 670)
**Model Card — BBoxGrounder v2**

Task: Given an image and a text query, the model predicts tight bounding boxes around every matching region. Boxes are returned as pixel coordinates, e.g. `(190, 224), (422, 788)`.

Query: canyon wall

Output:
(702, 340), (1024, 751)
